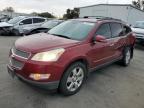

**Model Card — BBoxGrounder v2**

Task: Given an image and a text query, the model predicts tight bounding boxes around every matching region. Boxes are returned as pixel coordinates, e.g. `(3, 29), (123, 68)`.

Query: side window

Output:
(110, 23), (123, 38)
(20, 19), (32, 25)
(122, 25), (132, 36)
(96, 23), (111, 39)
(33, 18), (45, 23)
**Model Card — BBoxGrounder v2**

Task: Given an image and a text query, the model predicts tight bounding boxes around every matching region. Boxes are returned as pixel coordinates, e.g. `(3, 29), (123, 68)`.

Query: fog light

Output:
(29, 74), (51, 80)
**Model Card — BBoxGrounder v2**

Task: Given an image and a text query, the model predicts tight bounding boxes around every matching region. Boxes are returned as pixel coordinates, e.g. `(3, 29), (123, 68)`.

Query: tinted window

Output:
(33, 18), (45, 23)
(96, 23), (111, 39)
(122, 25), (132, 36)
(48, 20), (95, 41)
(110, 23), (123, 37)
(21, 19), (32, 25)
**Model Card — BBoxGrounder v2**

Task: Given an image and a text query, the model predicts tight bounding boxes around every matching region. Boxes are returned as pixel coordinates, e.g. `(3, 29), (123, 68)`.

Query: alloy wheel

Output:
(66, 67), (84, 92)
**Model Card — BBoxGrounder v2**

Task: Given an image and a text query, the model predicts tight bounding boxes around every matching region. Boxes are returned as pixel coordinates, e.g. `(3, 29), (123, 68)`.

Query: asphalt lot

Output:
(0, 36), (144, 108)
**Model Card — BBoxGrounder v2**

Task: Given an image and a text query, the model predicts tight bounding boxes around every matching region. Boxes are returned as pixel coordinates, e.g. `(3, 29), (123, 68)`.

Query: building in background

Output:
(79, 4), (144, 25)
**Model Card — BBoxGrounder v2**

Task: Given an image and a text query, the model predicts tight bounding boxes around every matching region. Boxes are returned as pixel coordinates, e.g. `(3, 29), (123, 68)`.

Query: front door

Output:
(18, 18), (33, 33)
(88, 23), (114, 67)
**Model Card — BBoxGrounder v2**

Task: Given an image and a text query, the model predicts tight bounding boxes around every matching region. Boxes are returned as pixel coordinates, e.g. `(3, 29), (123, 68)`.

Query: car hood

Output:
(15, 33), (80, 53)
(132, 27), (144, 34)
(0, 22), (13, 27)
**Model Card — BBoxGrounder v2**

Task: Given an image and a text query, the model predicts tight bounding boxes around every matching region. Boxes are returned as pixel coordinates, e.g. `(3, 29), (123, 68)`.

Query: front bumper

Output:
(8, 47), (67, 90)
(7, 65), (59, 90)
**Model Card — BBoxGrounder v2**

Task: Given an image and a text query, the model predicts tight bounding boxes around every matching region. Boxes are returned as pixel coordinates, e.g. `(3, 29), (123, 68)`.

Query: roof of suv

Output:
(72, 17), (126, 25)
(72, 18), (98, 23)
(15, 16), (47, 19)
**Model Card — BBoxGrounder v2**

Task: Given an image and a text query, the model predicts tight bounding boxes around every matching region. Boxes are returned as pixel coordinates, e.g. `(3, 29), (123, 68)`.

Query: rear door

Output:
(109, 22), (124, 58)
(33, 18), (46, 28)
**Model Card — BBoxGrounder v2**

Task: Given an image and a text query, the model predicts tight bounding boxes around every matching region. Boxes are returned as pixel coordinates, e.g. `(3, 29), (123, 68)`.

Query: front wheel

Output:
(59, 62), (86, 96)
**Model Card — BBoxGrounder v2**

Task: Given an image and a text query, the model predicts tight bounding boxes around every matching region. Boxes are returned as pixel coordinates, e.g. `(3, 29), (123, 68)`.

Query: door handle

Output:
(109, 43), (114, 47)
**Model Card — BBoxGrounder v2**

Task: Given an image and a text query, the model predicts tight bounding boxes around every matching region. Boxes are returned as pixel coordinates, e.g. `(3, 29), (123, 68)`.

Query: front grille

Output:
(12, 47), (30, 59)
(10, 58), (24, 69)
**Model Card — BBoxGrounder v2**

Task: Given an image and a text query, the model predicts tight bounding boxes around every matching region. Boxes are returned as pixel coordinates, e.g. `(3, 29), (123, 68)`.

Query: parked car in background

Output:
(0, 16), (47, 36)
(0, 15), (11, 22)
(131, 21), (144, 45)
(23, 20), (63, 35)
(7, 17), (135, 96)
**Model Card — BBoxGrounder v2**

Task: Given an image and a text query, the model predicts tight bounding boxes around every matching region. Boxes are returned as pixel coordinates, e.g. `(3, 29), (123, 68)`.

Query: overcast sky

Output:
(0, 0), (133, 17)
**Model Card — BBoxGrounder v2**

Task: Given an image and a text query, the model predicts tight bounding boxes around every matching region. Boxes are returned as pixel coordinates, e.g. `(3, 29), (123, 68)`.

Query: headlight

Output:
(31, 48), (65, 62)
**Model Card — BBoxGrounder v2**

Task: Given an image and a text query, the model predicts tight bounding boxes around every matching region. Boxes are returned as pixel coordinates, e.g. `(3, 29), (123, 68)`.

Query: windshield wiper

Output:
(51, 34), (71, 39)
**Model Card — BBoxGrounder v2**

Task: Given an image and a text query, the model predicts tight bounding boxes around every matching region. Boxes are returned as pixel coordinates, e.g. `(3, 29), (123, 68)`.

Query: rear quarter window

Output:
(122, 25), (132, 36)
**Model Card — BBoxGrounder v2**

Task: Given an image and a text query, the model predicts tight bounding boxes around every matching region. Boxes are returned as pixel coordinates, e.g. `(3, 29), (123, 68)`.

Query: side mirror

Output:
(93, 35), (107, 43)
(19, 22), (24, 25)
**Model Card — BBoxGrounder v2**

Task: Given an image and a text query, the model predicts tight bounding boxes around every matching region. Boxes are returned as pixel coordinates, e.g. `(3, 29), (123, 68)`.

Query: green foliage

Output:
(63, 8), (79, 19)
(3, 7), (15, 12)
(132, 0), (144, 10)
(38, 12), (55, 18)
(31, 12), (55, 18)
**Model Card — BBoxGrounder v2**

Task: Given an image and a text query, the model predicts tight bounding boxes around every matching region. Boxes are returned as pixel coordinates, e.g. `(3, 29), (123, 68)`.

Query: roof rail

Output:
(83, 16), (105, 18)
(83, 16), (122, 21)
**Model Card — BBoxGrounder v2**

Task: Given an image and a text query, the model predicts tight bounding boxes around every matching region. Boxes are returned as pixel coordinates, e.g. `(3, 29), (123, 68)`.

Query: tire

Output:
(59, 62), (87, 96)
(120, 47), (132, 66)
(11, 29), (20, 36)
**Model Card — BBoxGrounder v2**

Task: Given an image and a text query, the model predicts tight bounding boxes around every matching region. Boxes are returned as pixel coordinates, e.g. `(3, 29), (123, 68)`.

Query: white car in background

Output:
(131, 21), (144, 45)
(0, 16), (47, 35)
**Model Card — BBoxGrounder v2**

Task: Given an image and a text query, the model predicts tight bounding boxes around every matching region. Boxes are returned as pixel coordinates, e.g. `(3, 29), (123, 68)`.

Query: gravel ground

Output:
(0, 36), (144, 108)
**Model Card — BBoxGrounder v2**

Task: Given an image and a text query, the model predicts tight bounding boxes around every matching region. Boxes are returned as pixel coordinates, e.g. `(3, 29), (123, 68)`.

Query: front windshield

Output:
(48, 20), (95, 40)
(134, 22), (144, 29)
(42, 20), (60, 29)
(8, 16), (24, 24)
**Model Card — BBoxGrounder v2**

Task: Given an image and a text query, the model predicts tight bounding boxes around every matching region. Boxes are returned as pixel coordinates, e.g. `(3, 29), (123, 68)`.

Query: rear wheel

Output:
(120, 47), (132, 66)
(59, 62), (86, 96)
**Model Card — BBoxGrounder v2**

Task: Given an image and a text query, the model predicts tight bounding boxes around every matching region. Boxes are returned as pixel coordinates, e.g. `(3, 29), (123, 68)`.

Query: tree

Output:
(31, 12), (38, 16)
(38, 12), (55, 18)
(132, 0), (144, 10)
(3, 7), (14, 12)
(63, 8), (79, 19)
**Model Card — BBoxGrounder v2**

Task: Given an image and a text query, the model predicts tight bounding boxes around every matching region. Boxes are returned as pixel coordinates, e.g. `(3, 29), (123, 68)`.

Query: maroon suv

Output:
(7, 18), (136, 95)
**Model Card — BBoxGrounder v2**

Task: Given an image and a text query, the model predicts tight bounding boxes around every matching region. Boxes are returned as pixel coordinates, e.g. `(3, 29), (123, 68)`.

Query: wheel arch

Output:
(61, 57), (90, 79)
